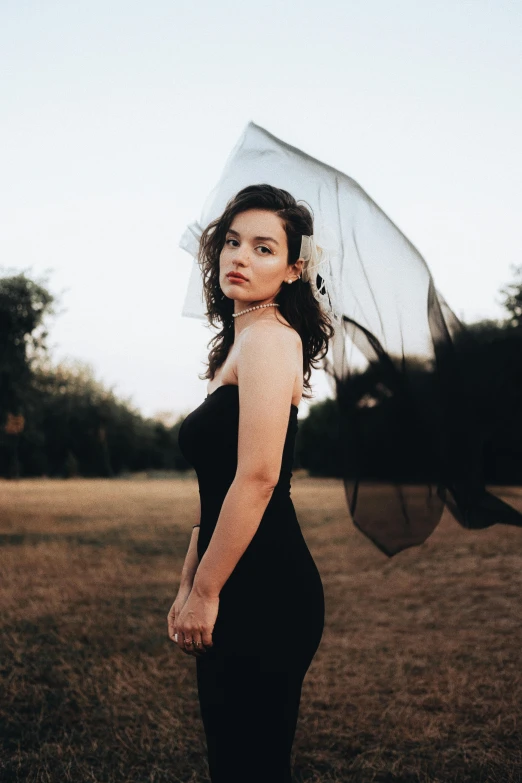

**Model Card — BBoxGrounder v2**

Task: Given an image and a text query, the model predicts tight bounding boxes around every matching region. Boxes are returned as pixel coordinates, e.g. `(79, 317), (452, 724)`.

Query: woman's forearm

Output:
(179, 525), (200, 589)
(192, 475), (275, 598)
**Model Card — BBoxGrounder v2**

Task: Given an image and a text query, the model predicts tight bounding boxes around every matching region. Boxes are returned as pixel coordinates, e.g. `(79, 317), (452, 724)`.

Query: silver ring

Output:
(174, 633), (178, 643)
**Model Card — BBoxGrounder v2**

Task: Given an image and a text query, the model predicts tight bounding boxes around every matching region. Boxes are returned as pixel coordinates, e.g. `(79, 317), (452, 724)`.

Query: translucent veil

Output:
(179, 122), (522, 556)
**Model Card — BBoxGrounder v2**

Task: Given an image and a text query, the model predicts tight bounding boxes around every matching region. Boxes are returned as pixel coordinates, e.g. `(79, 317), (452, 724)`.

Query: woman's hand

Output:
(168, 586), (219, 657)
(167, 583), (192, 645)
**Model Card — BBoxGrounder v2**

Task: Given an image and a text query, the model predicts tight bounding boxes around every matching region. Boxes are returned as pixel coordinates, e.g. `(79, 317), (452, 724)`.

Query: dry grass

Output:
(1, 476), (521, 782)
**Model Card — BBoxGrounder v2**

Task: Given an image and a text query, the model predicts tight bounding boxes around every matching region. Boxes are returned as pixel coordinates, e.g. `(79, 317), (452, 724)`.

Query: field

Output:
(1, 476), (522, 783)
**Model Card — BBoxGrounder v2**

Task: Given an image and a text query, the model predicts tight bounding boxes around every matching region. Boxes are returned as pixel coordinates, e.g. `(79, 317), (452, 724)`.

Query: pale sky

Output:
(1, 0), (521, 420)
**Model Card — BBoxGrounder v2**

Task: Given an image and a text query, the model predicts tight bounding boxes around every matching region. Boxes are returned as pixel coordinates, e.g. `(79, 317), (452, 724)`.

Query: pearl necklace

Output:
(232, 302), (280, 319)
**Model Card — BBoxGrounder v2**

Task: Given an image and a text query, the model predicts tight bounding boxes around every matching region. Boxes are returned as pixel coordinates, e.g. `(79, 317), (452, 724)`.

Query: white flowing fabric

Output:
(179, 122), (522, 556)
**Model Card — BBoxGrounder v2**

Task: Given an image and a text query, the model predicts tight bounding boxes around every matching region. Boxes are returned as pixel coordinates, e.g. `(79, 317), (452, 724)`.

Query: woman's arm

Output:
(192, 323), (299, 599)
(166, 516), (200, 652)
(179, 525), (200, 589)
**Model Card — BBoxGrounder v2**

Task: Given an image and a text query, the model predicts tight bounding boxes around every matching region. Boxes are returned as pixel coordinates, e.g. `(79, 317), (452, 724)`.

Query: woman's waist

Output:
(198, 479), (292, 497)
(197, 505), (312, 565)
(220, 543), (324, 605)
(199, 482), (292, 519)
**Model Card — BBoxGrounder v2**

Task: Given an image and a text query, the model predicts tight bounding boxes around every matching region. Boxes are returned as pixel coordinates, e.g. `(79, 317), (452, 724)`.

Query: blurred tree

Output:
(296, 398), (343, 477)
(29, 359), (126, 477)
(499, 263), (522, 328)
(20, 359), (192, 477)
(0, 271), (55, 477)
(153, 410), (177, 428)
(0, 271), (54, 412)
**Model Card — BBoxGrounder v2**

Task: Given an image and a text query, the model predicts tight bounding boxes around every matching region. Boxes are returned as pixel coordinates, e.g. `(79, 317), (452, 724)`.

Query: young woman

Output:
(168, 184), (334, 782)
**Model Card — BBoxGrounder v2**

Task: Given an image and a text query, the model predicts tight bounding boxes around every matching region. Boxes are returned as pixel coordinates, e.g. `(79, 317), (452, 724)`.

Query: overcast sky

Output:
(1, 0), (521, 420)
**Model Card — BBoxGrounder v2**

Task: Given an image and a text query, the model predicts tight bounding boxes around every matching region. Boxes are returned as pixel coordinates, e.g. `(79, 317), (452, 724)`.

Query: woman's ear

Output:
(294, 257), (305, 279)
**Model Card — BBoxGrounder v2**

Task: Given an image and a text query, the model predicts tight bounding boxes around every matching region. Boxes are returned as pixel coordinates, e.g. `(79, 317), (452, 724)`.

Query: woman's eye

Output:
(225, 238), (271, 254)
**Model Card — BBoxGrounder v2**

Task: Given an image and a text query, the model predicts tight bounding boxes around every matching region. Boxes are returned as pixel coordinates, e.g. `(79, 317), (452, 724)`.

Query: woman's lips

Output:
(227, 274), (247, 283)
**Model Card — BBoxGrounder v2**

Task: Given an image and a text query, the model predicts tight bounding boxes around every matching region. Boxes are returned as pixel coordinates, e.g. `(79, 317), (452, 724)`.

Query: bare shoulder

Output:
(238, 317), (301, 348)
(236, 320), (301, 401)
(238, 320), (301, 366)
(236, 321), (302, 399)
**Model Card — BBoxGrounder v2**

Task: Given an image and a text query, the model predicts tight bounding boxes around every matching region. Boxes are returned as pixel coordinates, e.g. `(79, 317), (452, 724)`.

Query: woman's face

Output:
(219, 209), (300, 305)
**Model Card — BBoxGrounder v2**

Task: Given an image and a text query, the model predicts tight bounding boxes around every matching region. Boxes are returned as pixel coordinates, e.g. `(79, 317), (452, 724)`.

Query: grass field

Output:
(1, 476), (521, 783)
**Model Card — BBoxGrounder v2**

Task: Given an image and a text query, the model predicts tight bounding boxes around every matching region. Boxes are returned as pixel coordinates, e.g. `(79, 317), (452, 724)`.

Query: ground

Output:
(1, 476), (521, 783)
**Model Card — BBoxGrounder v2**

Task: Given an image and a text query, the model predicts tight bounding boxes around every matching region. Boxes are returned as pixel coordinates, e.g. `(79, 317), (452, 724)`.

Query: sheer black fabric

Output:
(180, 122), (522, 556)
(324, 280), (522, 555)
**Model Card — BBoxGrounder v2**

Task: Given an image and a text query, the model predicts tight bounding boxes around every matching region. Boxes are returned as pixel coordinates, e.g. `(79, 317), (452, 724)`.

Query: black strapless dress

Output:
(177, 384), (325, 783)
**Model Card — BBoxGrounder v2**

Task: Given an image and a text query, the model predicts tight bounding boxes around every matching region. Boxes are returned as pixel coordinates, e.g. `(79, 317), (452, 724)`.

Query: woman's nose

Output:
(230, 249), (248, 265)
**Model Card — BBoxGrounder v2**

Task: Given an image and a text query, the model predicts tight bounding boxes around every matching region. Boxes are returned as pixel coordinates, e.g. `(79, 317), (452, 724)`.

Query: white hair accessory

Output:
(299, 232), (343, 325)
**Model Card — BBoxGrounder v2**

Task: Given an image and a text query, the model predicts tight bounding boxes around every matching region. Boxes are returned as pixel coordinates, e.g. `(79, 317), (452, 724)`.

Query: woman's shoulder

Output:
(240, 317), (302, 352)
(235, 322), (301, 397)
(236, 322), (302, 386)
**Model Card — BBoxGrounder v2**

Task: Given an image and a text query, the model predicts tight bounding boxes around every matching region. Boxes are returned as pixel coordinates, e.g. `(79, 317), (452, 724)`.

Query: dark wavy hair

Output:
(198, 184), (335, 400)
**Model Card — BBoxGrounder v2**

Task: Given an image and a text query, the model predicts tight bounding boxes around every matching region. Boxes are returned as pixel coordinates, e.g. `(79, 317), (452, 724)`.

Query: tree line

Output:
(0, 267), (521, 480)
(0, 272), (191, 478)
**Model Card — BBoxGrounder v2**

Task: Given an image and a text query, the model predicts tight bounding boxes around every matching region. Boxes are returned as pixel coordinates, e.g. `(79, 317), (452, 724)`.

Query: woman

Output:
(167, 184), (333, 782)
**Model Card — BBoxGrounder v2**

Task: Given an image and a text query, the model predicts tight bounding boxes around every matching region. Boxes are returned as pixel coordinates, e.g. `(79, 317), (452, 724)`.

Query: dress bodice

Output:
(178, 384), (298, 501)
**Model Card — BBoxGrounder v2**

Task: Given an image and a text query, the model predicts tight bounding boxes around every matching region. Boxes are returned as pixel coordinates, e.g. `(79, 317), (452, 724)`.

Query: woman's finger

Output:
(183, 633), (199, 657)
(201, 626), (213, 650)
(177, 628), (192, 655)
(172, 626), (182, 648)
(167, 604), (176, 639)
(171, 618), (185, 650)
(190, 631), (206, 657)
(167, 607), (177, 641)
